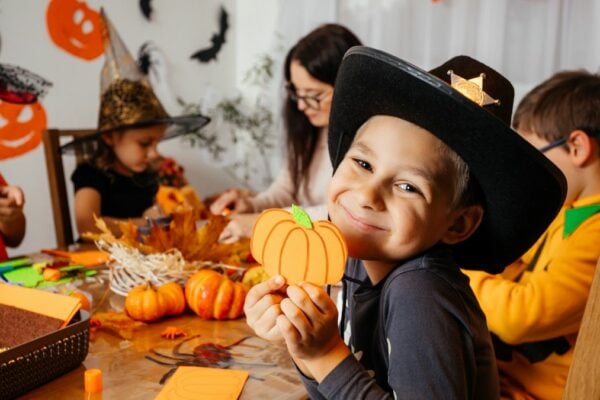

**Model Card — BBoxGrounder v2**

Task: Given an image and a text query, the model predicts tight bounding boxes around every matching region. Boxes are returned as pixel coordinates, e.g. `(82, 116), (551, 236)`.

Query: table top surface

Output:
(16, 270), (308, 400)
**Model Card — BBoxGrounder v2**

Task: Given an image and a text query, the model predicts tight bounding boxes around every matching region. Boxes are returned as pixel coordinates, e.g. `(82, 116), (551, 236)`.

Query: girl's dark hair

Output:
(283, 24), (362, 198)
(88, 135), (117, 172)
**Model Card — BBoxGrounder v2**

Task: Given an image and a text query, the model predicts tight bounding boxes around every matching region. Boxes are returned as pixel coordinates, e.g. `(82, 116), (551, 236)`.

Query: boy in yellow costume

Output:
(465, 70), (600, 399)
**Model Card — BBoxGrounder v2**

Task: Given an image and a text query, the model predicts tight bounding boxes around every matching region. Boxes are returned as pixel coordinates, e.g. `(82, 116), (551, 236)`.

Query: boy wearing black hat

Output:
(244, 47), (566, 399)
(464, 70), (600, 400)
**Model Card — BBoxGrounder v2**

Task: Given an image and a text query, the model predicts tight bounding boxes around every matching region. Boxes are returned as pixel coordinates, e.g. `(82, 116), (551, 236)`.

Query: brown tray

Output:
(0, 310), (90, 400)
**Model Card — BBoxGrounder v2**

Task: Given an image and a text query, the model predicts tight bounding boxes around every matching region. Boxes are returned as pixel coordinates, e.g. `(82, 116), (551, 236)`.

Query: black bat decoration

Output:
(137, 42), (153, 75)
(190, 6), (229, 63)
(139, 0), (153, 21)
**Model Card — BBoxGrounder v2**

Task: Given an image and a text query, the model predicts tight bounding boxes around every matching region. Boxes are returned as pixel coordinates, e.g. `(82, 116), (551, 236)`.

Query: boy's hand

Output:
(277, 282), (345, 361)
(0, 185), (25, 223)
(244, 275), (288, 342)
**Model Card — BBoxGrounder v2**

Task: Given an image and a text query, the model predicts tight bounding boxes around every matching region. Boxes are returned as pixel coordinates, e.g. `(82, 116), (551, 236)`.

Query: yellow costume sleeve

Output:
(465, 213), (600, 345)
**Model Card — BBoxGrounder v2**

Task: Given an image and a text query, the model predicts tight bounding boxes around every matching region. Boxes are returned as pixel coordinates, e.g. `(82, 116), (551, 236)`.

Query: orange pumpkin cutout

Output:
(46, 0), (104, 61)
(0, 100), (47, 160)
(250, 205), (348, 285)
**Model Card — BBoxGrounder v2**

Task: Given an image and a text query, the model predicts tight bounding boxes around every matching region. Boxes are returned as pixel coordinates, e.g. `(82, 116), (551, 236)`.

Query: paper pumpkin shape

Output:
(250, 205), (348, 285)
(46, 0), (104, 61)
(0, 100), (47, 160)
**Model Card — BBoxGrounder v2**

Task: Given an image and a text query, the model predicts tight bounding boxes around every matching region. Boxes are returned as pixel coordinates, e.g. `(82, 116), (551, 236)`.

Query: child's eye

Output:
(353, 158), (372, 171)
(397, 182), (419, 193)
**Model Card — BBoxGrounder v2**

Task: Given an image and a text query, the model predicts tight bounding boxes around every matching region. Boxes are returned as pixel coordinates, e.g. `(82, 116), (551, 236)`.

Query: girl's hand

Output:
(218, 213), (258, 243)
(244, 275), (288, 342)
(276, 282), (345, 361)
(0, 185), (25, 223)
(209, 189), (253, 215)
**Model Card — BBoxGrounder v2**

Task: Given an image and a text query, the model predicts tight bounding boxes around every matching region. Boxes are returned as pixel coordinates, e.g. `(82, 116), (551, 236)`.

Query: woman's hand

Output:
(209, 188), (254, 215)
(244, 275), (288, 342)
(218, 213), (259, 242)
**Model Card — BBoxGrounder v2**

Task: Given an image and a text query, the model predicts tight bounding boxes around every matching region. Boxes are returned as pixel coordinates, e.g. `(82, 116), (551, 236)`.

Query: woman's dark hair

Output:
(283, 24), (362, 199)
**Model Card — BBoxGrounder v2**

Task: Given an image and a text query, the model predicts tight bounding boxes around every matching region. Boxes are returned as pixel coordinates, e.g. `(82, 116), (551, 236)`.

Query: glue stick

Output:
(84, 368), (102, 399)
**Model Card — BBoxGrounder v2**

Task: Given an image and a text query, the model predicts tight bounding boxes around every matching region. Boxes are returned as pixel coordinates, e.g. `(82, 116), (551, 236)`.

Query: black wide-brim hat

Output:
(328, 46), (566, 273)
(60, 112), (211, 154)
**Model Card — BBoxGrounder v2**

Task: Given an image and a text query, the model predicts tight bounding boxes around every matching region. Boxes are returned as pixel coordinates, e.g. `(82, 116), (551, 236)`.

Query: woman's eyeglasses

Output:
(538, 128), (600, 153)
(286, 84), (331, 110)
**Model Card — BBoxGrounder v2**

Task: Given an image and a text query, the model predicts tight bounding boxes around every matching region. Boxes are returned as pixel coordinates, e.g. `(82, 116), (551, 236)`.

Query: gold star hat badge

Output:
(447, 70), (500, 107)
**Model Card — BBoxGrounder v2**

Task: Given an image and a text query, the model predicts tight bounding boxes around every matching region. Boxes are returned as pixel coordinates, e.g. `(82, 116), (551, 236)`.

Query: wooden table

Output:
(18, 271), (308, 400)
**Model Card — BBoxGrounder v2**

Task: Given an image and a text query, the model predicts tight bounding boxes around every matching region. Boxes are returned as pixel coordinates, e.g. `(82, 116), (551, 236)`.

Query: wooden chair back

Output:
(43, 128), (96, 248)
(563, 257), (600, 399)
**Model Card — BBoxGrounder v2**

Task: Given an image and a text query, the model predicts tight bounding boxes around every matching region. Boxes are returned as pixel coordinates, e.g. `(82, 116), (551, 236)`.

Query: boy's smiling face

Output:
(328, 115), (474, 265)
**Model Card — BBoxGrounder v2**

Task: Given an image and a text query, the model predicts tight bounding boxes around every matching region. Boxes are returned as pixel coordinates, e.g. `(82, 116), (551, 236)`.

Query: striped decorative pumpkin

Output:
(185, 269), (247, 320)
(250, 205), (347, 285)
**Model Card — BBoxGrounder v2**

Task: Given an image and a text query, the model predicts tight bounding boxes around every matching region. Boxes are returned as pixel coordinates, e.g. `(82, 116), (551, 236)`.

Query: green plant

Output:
(180, 53), (277, 189)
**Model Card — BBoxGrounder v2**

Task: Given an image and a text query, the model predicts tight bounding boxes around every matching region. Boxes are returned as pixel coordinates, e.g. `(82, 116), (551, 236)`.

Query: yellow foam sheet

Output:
(0, 283), (81, 327)
(155, 366), (248, 400)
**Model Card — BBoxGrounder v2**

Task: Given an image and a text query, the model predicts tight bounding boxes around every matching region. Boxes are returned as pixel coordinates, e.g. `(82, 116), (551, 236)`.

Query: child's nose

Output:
(356, 183), (385, 211)
(148, 146), (161, 161)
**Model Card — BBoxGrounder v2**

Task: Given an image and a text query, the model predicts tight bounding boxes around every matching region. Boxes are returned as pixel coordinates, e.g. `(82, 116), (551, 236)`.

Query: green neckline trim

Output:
(564, 204), (600, 237)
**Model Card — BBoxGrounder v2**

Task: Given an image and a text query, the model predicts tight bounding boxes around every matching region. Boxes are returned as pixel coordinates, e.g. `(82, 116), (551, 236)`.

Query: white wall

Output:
(0, 0), (281, 255)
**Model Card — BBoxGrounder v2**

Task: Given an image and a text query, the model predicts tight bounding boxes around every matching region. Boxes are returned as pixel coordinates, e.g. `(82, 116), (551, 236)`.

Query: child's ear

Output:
(442, 205), (484, 245)
(568, 129), (595, 167)
(101, 133), (114, 146)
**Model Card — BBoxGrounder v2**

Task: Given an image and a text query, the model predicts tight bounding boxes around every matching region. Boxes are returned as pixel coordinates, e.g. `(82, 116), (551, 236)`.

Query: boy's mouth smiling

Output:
(339, 202), (386, 232)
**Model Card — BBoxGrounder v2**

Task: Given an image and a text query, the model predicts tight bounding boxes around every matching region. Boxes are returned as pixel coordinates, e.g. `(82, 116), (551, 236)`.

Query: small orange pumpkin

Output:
(185, 269), (247, 320)
(125, 282), (168, 322)
(251, 205), (348, 285)
(155, 185), (206, 215)
(158, 281), (186, 316)
(70, 290), (91, 311)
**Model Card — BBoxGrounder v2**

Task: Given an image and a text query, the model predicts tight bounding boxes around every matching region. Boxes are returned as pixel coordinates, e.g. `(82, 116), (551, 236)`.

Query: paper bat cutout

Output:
(138, 41), (154, 75)
(139, 0), (153, 20)
(190, 6), (229, 63)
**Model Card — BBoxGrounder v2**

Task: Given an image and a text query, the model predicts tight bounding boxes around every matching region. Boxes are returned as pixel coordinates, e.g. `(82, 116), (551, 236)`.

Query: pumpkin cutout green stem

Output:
(291, 204), (313, 229)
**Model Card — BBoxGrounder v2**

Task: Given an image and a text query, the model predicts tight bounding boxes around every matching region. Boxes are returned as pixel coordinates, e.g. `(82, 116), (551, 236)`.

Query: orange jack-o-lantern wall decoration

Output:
(250, 205), (348, 285)
(46, 0), (104, 61)
(0, 100), (47, 160)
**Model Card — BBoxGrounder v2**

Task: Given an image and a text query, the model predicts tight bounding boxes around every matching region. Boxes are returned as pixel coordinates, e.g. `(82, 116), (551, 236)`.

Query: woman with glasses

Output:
(210, 24), (362, 241)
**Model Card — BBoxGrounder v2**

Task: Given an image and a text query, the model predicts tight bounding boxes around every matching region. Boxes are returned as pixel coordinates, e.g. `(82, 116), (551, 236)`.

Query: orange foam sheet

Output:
(155, 366), (248, 400)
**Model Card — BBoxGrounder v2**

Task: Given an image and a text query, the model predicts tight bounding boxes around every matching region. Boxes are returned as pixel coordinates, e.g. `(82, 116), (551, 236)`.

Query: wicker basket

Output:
(0, 310), (90, 400)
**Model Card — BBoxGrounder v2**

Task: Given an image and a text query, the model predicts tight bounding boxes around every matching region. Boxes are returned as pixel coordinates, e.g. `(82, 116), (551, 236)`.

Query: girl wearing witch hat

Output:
(64, 11), (209, 238)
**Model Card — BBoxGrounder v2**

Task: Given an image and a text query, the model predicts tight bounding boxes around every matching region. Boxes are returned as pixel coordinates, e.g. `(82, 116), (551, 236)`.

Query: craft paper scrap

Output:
(41, 249), (109, 267)
(0, 282), (81, 327)
(155, 366), (248, 400)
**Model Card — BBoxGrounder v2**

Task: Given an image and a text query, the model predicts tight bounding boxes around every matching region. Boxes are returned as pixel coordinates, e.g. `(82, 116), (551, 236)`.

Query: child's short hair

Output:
(513, 70), (600, 144)
(436, 141), (484, 210)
